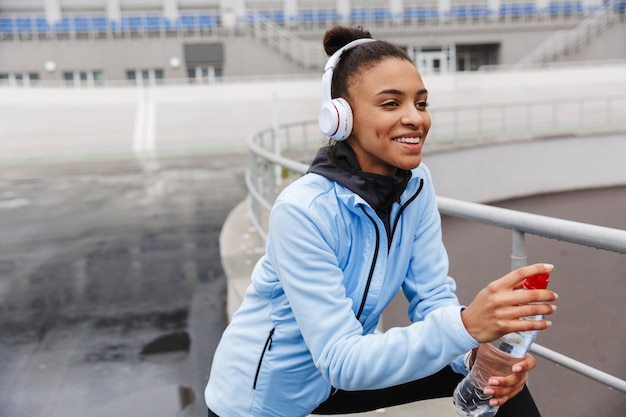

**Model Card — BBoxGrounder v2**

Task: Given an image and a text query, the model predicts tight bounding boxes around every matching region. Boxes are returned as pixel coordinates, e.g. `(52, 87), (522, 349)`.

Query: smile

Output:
(392, 137), (421, 144)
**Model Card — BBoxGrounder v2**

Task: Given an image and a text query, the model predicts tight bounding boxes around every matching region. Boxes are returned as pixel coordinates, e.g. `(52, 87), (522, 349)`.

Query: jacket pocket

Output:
(253, 327), (275, 390)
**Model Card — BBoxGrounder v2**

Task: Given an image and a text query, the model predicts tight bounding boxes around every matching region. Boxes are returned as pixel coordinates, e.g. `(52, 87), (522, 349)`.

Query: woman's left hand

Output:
(482, 353), (537, 407)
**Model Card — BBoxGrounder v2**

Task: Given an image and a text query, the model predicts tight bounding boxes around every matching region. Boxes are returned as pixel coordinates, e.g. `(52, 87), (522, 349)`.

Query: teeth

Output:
(393, 137), (421, 144)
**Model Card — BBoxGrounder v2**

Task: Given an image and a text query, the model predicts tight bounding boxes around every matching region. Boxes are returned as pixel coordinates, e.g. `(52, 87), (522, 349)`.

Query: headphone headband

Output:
(319, 38), (376, 140)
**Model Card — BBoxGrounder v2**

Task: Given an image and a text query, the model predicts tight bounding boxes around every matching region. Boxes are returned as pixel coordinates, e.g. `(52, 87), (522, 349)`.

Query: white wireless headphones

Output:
(318, 38), (376, 141)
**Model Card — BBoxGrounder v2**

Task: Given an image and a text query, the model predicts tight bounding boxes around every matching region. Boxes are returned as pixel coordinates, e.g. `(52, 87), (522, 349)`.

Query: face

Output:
(346, 58), (431, 176)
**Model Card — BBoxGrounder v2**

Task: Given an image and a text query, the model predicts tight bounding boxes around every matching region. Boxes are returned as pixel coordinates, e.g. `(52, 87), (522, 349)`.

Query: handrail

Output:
(245, 118), (626, 395)
(516, 4), (618, 67)
(436, 196), (626, 255)
(250, 14), (325, 69)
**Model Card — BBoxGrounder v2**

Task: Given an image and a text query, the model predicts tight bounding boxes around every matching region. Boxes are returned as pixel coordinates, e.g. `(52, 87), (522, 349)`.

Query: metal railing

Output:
(244, 118), (626, 394)
(250, 15), (326, 69)
(427, 94), (626, 143)
(516, 3), (622, 67)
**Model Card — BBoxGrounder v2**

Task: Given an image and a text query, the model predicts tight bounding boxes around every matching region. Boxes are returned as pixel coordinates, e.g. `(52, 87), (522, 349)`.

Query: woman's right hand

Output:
(461, 263), (558, 343)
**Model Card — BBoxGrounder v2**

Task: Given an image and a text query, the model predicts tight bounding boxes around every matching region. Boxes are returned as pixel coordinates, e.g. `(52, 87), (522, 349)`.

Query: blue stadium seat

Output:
(447, 6), (468, 18)
(73, 16), (90, 32)
(92, 16), (107, 32)
(53, 16), (71, 32)
(547, 2), (583, 14)
(500, 3), (537, 16)
(35, 17), (50, 32)
(470, 5), (492, 18)
(372, 8), (392, 20)
(259, 10), (284, 23)
(144, 15), (163, 31)
(130, 16), (142, 31)
(119, 16), (143, 31)
(16, 17), (33, 33)
(198, 13), (219, 29)
(317, 9), (341, 23)
(298, 10), (315, 23)
(179, 14), (197, 30)
(238, 12), (255, 24)
(349, 8), (368, 21)
(0, 17), (13, 33)
(404, 7), (439, 20)
(163, 17), (178, 30)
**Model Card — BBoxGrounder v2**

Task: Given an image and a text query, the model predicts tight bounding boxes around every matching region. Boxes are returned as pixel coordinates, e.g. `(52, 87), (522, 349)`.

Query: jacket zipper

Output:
(253, 327), (275, 389)
(356, 207), (380, 322)
(356, 178), (424, 321)
(390, 178), (424, 242)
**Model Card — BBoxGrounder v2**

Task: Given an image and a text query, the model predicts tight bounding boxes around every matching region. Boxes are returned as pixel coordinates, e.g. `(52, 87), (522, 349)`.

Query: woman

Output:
(204, 26), (558, 417)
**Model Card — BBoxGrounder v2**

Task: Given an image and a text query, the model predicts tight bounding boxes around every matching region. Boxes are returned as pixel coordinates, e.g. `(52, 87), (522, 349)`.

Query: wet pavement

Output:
(0, 154), (248, 417)
(0, 153), (624, 417)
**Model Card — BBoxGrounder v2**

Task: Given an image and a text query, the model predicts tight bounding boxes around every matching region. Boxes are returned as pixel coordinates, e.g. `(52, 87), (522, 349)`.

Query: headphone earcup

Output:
(330, 98), (353, 141)
(318, 102), (339, 138)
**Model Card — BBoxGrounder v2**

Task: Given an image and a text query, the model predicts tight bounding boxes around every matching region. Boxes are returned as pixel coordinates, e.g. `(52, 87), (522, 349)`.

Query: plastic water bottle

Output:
(453, 273), (550, 417)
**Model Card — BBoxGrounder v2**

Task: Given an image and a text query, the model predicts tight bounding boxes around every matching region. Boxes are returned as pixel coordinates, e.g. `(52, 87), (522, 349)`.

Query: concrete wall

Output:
(0, 36), (305, 82)
(424, 134), (626, 204)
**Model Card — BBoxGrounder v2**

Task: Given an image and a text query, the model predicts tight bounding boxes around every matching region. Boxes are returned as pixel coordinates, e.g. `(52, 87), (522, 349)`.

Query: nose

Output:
(401, 104), (426, 128)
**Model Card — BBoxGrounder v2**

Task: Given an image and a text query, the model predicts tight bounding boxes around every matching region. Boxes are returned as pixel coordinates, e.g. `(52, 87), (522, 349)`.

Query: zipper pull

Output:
(267, 328), (275, 351)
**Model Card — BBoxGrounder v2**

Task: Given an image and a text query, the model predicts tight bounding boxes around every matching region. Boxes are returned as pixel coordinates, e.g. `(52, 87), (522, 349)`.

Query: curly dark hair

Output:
(322, 26), (412, 101)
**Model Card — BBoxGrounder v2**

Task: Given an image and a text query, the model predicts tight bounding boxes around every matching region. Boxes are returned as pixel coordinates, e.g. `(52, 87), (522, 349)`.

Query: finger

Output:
(484, 376), (527, 406)
(488, 370), (528, 389)
(499, 302), (558, 321)
(512, 354), (537, 373)
(493, 263), (554, 290)
(496, 315), (554, 334)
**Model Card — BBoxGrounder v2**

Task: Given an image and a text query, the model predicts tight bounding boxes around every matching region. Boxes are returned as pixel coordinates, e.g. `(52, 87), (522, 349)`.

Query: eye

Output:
(416, 100), (429, 109)
(381, 100), (400, 108)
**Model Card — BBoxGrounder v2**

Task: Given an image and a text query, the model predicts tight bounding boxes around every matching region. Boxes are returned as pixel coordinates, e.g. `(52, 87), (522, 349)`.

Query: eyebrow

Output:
(376, 88), (428, 96)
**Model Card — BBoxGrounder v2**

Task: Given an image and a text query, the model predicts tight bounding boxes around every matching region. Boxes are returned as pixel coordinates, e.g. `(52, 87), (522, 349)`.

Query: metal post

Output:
(511, 229), (527, 270)
(249, 151), (260, 225)
(269, 130), (277, 201)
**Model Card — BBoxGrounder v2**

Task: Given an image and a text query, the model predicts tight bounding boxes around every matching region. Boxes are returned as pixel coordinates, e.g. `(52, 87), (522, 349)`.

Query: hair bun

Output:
(322, 26), (373, 57)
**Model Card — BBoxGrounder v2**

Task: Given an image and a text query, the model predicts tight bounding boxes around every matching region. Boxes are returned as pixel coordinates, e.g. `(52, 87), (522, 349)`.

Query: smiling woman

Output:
(348, 58), (431, 175)
(203, 26), (558, 417)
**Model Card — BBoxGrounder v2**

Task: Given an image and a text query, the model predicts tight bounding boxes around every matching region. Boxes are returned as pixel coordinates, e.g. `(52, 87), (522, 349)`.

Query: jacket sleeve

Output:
(265, 181), (478, 391)
(402, 165), (479, 375)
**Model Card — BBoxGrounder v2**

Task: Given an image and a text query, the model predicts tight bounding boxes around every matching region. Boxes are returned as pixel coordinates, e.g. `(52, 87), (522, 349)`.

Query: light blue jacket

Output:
(205, 163), (478, 417)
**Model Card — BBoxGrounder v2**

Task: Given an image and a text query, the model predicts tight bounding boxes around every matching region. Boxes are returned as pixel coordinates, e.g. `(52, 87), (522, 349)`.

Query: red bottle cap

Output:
(523, 273), (550, 290)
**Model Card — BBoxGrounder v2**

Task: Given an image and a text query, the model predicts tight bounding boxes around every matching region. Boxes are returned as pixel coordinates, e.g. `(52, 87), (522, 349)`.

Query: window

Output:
(64, 71), (75, 86)
(187, 65), (223, 84)
(63, 70), (105, 87)
(126, 69), (165, 86)
(28, 73), (39, 85)
(0, 72), (41, 86)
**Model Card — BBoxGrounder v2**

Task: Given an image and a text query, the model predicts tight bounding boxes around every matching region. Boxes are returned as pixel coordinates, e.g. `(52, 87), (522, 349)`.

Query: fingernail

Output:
(488, 379), (499, 386)
(546, 320), (553, 327)
(552, 305), (557, 312)
(490, 399), (499, 407)
(543, 263), (554, 270)
(484, 388), (494, 396)
(513, 365), (523, 372)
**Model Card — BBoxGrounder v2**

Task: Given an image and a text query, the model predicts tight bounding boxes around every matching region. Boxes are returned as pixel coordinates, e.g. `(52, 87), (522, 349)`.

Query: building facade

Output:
(1, 0), (625, 86)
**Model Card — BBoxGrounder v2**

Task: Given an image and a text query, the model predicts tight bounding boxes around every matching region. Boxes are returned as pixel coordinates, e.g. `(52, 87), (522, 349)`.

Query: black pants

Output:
(313, 366), (540, 416)
(208, 366), (540, 417)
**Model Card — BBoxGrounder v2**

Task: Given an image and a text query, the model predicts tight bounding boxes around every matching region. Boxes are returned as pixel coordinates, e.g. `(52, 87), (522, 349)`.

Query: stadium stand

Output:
(2, 2), (624, 36)
(0, 1), (624, 84)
